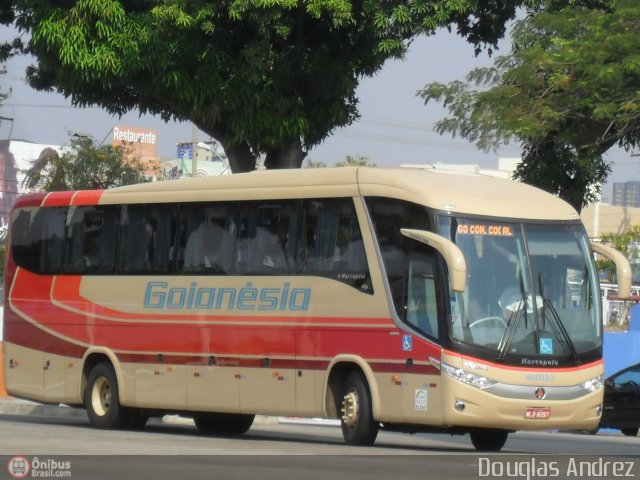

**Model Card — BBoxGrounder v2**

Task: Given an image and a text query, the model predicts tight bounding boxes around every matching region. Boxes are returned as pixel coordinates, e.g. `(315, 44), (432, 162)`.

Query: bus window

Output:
(236, 201), (299, 275)
(301, 199), (371, 292)
(406, 255), (439, 337)
(119, 204), (178, 274)
(11, 206), (66, 274)
(366, 198), (432, 318)
(64, 206), (120, 274)
(177, 203), (236, 274)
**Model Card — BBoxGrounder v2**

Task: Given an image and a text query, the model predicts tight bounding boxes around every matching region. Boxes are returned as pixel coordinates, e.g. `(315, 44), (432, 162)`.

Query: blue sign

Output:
(540, 338), (554, 355)
(177, 142), (193, 160)
(402, 335), (413, 352)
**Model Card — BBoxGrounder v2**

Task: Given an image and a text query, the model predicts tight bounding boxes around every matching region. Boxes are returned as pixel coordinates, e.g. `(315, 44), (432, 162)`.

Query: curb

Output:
(0, 398), (86, 418)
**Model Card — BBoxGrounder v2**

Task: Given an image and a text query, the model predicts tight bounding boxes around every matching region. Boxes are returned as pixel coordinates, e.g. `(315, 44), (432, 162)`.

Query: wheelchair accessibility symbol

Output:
(539, 338), (553, 355)
(402, 335), (412, 352)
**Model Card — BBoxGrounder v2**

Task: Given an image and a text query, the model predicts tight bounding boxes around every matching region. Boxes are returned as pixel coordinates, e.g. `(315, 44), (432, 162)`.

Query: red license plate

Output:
(524, 407), (551, 419)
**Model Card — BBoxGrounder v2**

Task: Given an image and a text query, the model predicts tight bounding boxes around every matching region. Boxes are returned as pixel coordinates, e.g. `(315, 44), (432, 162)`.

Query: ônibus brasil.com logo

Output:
(7, 456), (72, 478)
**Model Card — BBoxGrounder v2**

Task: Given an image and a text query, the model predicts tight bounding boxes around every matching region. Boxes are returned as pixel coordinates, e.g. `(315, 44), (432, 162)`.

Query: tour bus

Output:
(2, 167), (632, 451)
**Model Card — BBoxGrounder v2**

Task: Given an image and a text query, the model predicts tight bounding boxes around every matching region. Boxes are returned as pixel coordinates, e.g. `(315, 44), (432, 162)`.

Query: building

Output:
(612, 181), (640, 208)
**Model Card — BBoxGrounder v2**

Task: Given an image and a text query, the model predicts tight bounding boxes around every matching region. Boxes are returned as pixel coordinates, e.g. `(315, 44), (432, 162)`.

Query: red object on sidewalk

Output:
(0, 342), (7, 397)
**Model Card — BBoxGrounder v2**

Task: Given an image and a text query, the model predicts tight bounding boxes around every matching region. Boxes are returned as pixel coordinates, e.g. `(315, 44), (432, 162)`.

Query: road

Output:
(0, 414), (638, 480)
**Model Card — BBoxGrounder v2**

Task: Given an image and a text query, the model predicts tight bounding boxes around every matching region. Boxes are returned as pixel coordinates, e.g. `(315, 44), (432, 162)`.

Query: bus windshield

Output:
(439, 216), (601, 365)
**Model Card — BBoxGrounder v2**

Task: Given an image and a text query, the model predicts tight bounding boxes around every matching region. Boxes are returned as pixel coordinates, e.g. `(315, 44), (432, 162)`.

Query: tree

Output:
(23, 136), (148, 191)
(303, 158), (327, 168)
(418, 1), (640, 211)
(335, 155), (377, 167)
(303, 154), (376, 167)
(0, 1), (526, 173)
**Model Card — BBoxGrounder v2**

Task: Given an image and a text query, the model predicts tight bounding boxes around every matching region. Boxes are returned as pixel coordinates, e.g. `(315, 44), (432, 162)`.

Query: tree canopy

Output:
(0, 0), (526, 172)
(23, 136), (147, 191)
(419, 0), (640, 211)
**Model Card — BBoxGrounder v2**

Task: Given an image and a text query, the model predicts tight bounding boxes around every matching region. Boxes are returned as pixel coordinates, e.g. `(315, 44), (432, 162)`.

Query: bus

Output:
(2, 167), (631, 451)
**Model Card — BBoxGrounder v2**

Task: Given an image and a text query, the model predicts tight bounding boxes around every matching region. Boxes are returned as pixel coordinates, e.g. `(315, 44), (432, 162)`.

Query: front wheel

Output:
(339, 371), (379, 445)
(84, 363), (130, 429)
(621, 427), (639, 437)
(469, 428), (509, 452)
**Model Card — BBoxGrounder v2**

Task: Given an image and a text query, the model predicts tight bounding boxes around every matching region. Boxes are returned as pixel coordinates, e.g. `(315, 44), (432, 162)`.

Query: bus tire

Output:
(621, 427), (639, 437)
(469, 428), (509, 452)
(84, 363), (130, 429)
(193, 412), (254, 435)
(339, 371), (379, 445)
(126, 409), (149, 429)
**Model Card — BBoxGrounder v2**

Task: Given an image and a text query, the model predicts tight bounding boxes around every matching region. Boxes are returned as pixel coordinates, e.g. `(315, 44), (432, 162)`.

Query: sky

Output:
(0, 27), (637, 202)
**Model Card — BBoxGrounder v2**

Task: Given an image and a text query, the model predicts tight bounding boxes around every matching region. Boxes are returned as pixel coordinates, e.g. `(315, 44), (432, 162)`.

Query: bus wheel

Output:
(621, 427), (639, 437)
(469, 428), (509, 452)
(339, 371), (379, 445)
(127, 409), (149, 429)
(84, 363), (129, 429)
(193, 413), (254, 435)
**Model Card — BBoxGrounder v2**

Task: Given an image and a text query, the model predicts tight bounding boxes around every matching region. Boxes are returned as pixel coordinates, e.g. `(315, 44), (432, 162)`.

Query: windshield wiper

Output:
(497, 271), (528, 362)
(538, 274), (579, 365)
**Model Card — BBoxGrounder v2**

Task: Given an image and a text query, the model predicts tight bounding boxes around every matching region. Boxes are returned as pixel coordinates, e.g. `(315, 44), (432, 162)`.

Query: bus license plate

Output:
(524, 408), (551, 419)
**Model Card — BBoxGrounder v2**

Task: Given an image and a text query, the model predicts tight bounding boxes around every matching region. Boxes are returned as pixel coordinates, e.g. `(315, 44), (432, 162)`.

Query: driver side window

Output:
(406, 256), (439, 338)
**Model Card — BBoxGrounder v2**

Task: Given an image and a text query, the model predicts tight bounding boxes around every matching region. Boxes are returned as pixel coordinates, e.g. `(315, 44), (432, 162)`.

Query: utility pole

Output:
(0, 66), (13, 136)
(191, 123), (197, 177)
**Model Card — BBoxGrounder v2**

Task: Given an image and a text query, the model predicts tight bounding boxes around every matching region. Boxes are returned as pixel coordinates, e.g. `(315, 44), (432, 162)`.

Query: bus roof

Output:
(89, 167), (579, 221)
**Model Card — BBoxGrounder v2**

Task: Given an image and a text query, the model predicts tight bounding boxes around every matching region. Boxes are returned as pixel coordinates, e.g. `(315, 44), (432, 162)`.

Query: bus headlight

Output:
(580, 375), (604, 392)
(441, 362), (496, 390)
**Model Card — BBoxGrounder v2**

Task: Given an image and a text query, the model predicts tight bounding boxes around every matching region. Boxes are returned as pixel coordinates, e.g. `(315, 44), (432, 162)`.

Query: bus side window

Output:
(178, 203), (237, 274)
(406, 255), (439, 338)
(301, 198), (372, 292)
(10, 207), (66, 274)
(64, 206), (119, 274)
(235, 202), (298, 275)
(119, 204), (177, 274)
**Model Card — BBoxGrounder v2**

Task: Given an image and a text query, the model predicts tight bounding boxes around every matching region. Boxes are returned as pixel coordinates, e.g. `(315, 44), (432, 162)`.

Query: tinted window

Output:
(301, 198), (371, 292)
(612, 366), (640, 391)
(236, 201), (300, 274)
(366, 198), (431, 314)
(11, 207), (66, 273)
(406, 256), (439, 338)
(65, 206), (120, 273)
(119, 204), (177, 274)
(177, 203), (237, 274)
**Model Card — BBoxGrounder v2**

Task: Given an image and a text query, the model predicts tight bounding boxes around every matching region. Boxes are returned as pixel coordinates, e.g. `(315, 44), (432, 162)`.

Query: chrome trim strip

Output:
(484, 383), (590, 401)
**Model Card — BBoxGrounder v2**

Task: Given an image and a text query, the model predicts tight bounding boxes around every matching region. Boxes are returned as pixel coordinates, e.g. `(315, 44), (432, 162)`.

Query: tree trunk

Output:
(263, 138), (307, 170)
(225, 142), (258, 173)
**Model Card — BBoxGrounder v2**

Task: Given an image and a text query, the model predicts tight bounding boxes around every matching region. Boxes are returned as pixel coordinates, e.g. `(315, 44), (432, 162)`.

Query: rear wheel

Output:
(339, 371), (379, 445)
(127, 409), (149, 429)
(621, 427), (639, 437)
(193, 412), (254, 435)
(469, 428), (509, 452)
(84, 363), (130, 429)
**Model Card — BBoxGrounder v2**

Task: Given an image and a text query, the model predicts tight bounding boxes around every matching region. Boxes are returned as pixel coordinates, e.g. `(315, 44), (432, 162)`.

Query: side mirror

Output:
(400, 228), (467, 292)
(591, 242), (632, 298)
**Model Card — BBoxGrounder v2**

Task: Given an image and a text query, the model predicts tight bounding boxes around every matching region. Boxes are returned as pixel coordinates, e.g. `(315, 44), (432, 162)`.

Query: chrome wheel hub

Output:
(91, 377), (111, 417)
(341, 389), (359, 428)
